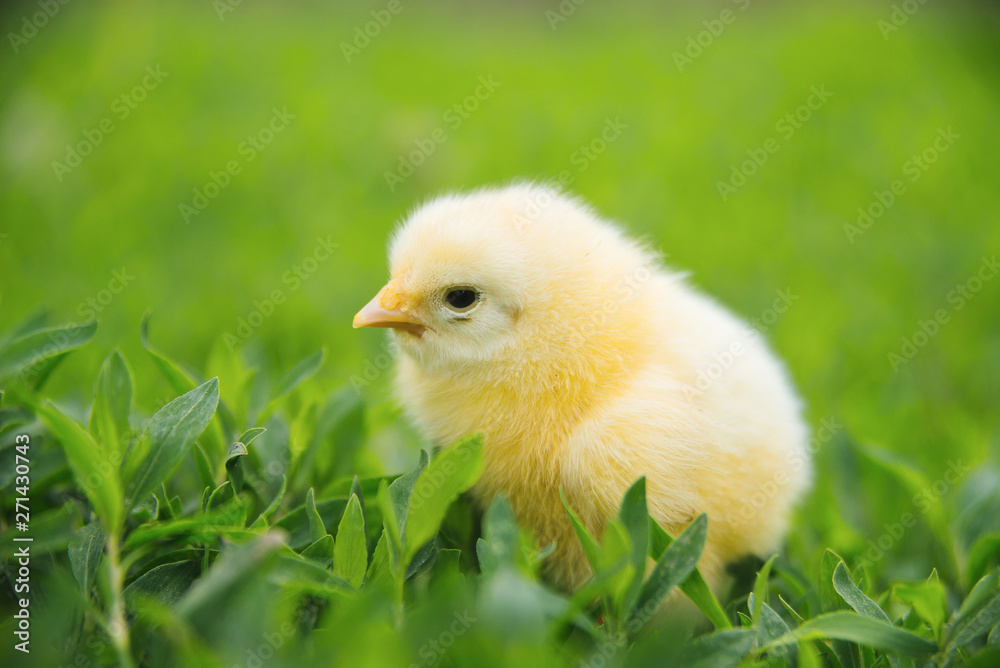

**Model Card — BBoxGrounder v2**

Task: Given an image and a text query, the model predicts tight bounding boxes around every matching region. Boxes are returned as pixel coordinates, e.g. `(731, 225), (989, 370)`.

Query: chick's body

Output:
(355, 184), (811, 593)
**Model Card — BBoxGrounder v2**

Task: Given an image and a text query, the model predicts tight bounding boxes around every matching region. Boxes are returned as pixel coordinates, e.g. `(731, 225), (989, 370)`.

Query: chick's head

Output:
(353, 184), (658, 378)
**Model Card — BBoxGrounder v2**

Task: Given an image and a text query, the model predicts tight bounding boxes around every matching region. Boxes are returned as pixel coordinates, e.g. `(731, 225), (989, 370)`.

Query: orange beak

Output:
(353, 276), (426, 336)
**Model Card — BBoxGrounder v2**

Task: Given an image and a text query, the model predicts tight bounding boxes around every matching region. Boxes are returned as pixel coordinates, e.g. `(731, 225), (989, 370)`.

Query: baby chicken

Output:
(353, 183), (811, 594)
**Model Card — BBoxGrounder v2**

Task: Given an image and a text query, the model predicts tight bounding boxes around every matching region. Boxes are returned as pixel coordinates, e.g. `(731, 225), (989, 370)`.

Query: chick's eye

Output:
(445, 289), (479, 312)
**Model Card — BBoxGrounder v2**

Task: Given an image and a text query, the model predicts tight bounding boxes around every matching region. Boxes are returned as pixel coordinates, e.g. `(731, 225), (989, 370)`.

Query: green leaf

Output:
(272, 496), (346, 550)
(206, 480), (233, 511)
(366, 530), (391, 585)
(301, 535), (335, 568)
(193, 443), (215, 490)
(26, 353), (71, 391)
(37, 400), (123, 530)
(225, 441), (248, 494)
(821, 549), (849, 613)
(834, 561), (892, 623)
(405, 536), (438, 580)
(250, 475), (287, 531)
(175, 533), (284, 622)
(121, 378), (220, 511)
(752, 554), (778, 623)
(133, 493), (159, 524)
(678, 628), (756, 668)
(959, 647), (1000, 668)
(226, 428), (263, 497)
(820, 550), (860, 668)
(293, 388), (367, 490)
(68, 522), (105, 594)
(763, 612), (937, 657)
(237, 427), (266, 447)
(599, 518), (635, 618)
(0, 320), (97, 381)
(892, 571), (948, 641)
(258, 348), (326, 422)
(123, 501), (249, 549)
(779, 595), (807, 625)
(272, 554), (352, 597)
(140, 312), (232, 463)
(649, 517), (731, 630)
(480, 495), (519, 574)
(402, 434), (485, 566)
(305, 487), (327, 543)
(88, 350), (133, 456)
(755, 599), (793, 662)
(560, 488), (601, 569)
(124, 560), (200, 618)
(139, 311), (199, 395)
(967, 534), (1000, 586)
(956, 570), (999, 622)
(349, 475), (367, 528)
(376, 478), (403, 575)
(383, 450), (429, 543)
(478, 567), (570, 643)
(854, 441), (955, 572)
(333, 494), (368, 588)
(167, 494), (183, 519)
(431, 548), (463, 589)
(630, 513), (707, 628)
(798, 640), (823, 668)
(273, 348), (325, 398)
(1, 309), (50, 344)
(618, 477), (650, 616)
(946, 582), (1000, 653)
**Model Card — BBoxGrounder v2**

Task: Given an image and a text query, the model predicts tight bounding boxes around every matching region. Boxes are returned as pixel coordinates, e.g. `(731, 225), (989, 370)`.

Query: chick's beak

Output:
(353, 279), (426, 336)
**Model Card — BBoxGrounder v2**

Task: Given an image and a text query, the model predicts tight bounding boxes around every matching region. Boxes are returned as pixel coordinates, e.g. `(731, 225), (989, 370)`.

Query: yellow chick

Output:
(353, 183), (811, 594)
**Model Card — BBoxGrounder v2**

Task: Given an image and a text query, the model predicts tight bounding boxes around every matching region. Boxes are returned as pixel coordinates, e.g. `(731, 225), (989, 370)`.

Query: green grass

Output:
(1, 1), (1000, 666)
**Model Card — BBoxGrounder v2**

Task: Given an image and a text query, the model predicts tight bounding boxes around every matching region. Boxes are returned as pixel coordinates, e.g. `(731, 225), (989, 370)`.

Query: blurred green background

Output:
(1, 0), (999, 573)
